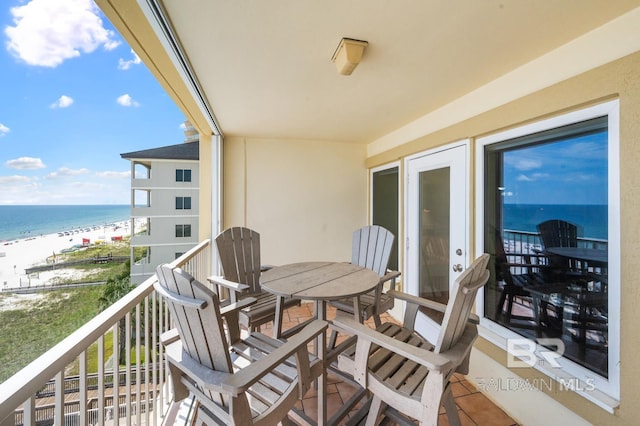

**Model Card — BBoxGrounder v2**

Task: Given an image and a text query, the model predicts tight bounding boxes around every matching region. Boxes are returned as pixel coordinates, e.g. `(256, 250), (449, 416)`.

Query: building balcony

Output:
(0, 239), (516, 425)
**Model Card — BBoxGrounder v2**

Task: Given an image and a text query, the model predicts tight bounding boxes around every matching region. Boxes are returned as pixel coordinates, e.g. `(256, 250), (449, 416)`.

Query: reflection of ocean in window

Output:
(503, 204), (607, 240)
(484, 115), (609, 380)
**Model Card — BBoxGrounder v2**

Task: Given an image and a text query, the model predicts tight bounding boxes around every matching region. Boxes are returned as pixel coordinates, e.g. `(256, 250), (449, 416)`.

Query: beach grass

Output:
(0, 285), (104, 382)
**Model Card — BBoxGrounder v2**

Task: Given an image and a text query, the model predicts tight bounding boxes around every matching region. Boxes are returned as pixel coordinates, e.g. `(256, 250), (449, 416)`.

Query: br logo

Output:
(507, 338), (565, 368)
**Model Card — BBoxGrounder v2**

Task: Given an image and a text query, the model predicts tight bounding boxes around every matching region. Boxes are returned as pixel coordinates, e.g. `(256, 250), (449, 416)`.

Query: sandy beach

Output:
(0, 221), (131, 289)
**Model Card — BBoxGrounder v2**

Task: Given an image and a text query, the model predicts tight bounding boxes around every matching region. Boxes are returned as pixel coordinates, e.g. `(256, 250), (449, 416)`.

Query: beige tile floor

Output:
(259, 302), (519, 426)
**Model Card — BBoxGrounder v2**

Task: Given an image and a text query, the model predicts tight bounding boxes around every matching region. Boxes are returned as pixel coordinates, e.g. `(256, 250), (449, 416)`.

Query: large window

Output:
(476, 101), (619, 402)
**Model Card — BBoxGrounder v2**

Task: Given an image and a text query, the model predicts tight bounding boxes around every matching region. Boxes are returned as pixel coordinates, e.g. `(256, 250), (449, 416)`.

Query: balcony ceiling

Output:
(123, 1), (638, 143)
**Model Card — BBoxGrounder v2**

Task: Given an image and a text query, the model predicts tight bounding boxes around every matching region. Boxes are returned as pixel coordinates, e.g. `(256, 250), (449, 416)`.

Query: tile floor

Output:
(259, 302), (519, 426)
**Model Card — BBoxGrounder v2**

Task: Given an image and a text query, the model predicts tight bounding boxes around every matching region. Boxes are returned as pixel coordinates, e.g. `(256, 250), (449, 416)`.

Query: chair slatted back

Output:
(352, 225), (394, 276)
(435, 253), (490, 353)
(155, 264), (233, 376)
(215, 227), (262, 294)
(537, 219), (578, 248)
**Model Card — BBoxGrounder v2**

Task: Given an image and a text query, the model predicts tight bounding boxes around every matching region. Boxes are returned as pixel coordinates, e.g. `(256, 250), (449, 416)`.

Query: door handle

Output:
(453, 264), (463, 272)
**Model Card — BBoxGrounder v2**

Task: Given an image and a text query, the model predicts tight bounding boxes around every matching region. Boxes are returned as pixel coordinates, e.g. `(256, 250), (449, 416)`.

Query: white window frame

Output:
(474, 100), (620, 410)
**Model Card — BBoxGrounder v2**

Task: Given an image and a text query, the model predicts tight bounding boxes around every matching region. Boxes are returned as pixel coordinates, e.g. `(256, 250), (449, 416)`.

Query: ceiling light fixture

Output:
(331, 38), (368, 76)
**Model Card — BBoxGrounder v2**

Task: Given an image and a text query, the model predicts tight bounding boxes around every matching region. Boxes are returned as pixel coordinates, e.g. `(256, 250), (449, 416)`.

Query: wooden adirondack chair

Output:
(329, 225), (401, 327)
(537, 219), (582, 276)
(208, 227), (300, 337)
(155, 264), (328, 426)
(334, 253), (490, 426)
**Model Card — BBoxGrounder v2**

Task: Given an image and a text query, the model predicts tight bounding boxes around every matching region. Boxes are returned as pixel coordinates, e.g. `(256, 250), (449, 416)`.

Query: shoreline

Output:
(0, 220), (131, 290)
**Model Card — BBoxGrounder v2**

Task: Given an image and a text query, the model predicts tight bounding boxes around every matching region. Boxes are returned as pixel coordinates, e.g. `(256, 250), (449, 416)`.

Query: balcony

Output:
(0, 240), (516, 425)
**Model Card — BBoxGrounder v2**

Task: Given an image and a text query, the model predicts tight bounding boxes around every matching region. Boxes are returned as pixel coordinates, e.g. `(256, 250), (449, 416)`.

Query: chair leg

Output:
(505, 292), (515, 322)
(442, 391), (461, 426)
(279, 415), (293, 426)
(365, 396), (386, 426)
(495, 289), (507, 319)
(373, 314), (382, 328)
(328, 328), (338, 350)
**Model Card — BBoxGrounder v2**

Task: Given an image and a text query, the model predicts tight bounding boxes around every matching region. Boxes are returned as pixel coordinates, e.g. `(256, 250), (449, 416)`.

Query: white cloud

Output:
(118, 50), (141, 70)
(96, 170), (131, 178)
(4, 0), (121, 68)
(45, 167), (89, 179)
(117, 94), (140, 107)
(0, 175), (32, 184)
(512, 158), (542, 171)
(516, 174), (534, 182)
(0, 123), (9, 136)
(516, 172), (549, 182)
(5, 157), (46, 170)
(50, 95), (74, 109)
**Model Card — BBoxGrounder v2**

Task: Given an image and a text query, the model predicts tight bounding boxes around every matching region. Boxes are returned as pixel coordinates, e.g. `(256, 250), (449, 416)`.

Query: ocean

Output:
(503, 204), (608, 240)
(0, 203), (607, 243)
(0, 205), (130, 242)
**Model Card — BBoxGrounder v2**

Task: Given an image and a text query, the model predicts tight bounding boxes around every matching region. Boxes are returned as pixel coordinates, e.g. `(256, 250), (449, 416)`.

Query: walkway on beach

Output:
(1, 280), (107, 294)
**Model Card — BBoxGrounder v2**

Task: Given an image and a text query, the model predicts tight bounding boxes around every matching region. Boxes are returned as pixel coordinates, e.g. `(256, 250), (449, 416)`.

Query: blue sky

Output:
(503, 131), (608, 205)
(0, 0), (186, 205)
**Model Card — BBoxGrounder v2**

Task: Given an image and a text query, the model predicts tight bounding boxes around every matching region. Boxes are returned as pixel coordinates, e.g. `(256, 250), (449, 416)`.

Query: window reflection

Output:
(484, 117), (609, 378)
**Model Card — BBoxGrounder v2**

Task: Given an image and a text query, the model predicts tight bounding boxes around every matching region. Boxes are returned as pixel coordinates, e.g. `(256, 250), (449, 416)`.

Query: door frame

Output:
(403, 139), (471, 300)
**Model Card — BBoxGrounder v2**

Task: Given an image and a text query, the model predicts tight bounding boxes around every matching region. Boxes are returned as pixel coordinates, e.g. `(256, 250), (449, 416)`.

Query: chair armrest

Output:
(160, 328), (180, 346)
(380, 270), (401, 292)
(386, 290), (480, 324)
(220, 296), (257, 317)
(387, 290), (447, 313)
(221, 320), (328, 396)
(334, 316), (451, 371)
(380, 270), (401, 284)
(207, 276), (250, 293)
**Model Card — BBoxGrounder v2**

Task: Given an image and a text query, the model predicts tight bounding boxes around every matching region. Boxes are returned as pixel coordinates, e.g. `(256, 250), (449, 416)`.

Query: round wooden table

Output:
(261, 261), (379, 426)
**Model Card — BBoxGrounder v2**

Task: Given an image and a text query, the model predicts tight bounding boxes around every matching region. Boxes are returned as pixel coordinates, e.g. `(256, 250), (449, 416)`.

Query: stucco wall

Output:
(222, 137), (368, 266)
(368, 51), (640, 425)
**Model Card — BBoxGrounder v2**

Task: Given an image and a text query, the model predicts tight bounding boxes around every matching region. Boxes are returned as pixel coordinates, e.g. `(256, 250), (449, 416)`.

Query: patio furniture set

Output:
(495, 219), (609, 348)
(154, 225), (490, 425)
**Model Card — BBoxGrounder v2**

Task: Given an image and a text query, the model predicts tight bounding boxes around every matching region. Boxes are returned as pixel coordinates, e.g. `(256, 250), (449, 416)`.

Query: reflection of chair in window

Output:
(537, 219), (582, 277)
(562, 280), (608, 349)
(493, 228), (548, 326)
(420, 234), (449, 303)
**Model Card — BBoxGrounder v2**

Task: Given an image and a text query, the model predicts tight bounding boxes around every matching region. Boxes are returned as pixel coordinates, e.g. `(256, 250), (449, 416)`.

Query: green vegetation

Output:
(46, 241), (131, 285)
(0, 286), (103, 382)
(61, 239), (130, 261)
(0, 246), (140, 383)
(97, 266), (135, 365)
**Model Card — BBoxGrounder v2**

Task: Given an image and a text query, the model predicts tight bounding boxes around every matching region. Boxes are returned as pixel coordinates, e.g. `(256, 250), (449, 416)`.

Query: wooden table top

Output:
(545, 247), (608, 264)
(261, 261), (380, 300)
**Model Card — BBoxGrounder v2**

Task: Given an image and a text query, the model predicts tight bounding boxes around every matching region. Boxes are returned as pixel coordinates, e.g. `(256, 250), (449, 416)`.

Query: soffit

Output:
(157, 0), (637, 143)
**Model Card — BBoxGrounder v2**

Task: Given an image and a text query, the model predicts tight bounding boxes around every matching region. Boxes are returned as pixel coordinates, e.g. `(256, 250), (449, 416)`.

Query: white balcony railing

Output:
(0, 239), (212, 426)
